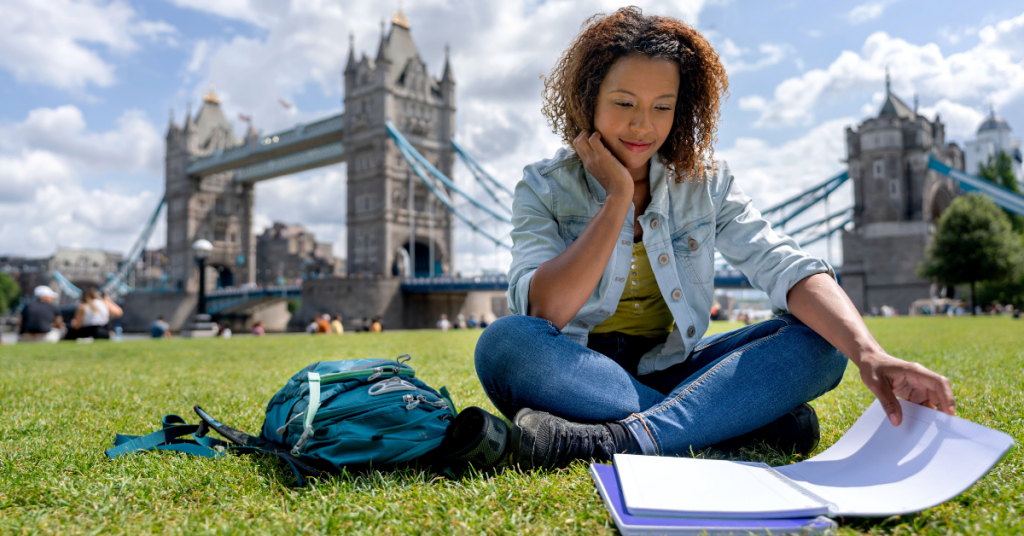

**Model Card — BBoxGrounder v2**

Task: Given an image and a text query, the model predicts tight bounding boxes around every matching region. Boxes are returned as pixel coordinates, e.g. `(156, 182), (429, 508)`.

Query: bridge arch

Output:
(398, 239), (446, 278)
(925, 181), (955, 224)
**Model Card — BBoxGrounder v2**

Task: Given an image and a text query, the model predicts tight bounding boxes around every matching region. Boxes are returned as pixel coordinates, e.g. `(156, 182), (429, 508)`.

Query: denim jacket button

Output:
(671, 288), (682, 300)
(658, 253), (669, 265)
(651, 218), (659, 229)
(686, 325), (696, 337)
(688, 237), (698, 251)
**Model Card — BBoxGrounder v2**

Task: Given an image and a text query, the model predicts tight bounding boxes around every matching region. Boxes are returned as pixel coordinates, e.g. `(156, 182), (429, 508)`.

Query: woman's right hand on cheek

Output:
(574, 130), (634, 199)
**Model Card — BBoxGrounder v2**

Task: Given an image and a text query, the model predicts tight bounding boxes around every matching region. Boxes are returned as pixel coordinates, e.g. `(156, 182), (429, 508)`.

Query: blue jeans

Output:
(474, 314), (848, 456)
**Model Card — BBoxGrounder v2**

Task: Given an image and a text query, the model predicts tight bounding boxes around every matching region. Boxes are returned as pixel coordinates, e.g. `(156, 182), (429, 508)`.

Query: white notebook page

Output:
(615, 455), (827, 519)
(615, 400), (1013, 519)
(775, 399), (1014, 517)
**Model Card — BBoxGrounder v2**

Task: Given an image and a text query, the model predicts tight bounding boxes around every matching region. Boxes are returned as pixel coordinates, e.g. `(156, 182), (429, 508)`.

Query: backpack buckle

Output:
(368, 377), (417, 396)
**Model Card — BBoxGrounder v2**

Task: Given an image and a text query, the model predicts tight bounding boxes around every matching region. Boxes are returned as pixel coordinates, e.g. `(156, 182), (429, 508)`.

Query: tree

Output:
(977, 150), (1024, 233)
(918, 193), (1024, 315)
(0, 273), (21, 314)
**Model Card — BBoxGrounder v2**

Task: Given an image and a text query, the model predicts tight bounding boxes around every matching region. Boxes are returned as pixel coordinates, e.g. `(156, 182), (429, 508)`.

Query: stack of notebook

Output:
(591, 399), (1013, 536)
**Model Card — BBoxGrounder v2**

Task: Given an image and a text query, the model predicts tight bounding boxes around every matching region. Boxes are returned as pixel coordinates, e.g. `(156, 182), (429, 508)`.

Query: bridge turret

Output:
(839, 75), (962, 315)
(345, 33), (357, 74)
(441, 44), (455, 109)
(342, 11), (454, 278)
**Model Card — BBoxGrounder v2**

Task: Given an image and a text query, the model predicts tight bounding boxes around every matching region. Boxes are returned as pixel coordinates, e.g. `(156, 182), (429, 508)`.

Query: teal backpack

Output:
(261, 354), (456, 470)
(106, 354), (507, 485)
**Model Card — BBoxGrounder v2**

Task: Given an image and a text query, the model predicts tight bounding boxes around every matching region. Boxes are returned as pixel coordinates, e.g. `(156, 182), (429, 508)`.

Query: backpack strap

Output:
(104, 407), (329, 487)
(105, 414), (229, 460)
(192, 405), (329, 485)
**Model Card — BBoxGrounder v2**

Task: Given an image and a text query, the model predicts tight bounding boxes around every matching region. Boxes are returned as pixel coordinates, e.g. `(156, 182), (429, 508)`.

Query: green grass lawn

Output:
(1, 317), (1021, 535)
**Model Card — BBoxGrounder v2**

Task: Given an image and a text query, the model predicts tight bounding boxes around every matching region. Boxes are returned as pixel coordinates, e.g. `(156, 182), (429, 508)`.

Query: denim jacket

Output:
(507, 148), (834, 375)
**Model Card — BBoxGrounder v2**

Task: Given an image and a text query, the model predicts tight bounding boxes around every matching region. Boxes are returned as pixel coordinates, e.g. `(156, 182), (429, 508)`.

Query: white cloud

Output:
(0, 107), (165, 257)
(717, 39), (795, 74)
(254, 166), (348, 232)
(164, 0), (275, 28)
(0, 0), (176, 92)
(716, 117), (858, 264)
(743, 10), (1024, 128)
(917, 99), (987, 140)
(846, 2), (890, 25)
(2, 106), (164, 175)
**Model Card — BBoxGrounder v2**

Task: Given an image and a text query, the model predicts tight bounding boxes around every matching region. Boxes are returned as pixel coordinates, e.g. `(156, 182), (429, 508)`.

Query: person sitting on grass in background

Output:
(149, 316), (171, 339)
(68, 287), (122, 340)
(474, 7), (956, 471)
(437, 313), (451, 331)
(317, 314), (331, 334)
(331, 315), (344, 334)
(18, 286), (65, 343)
(252, 321), (265, 337)
(306, 316), (319, 334)
(370, 316), (383, 332)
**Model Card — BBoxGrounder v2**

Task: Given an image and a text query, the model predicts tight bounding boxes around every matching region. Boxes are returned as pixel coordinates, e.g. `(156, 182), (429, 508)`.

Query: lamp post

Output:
(192, 239), (213, 314)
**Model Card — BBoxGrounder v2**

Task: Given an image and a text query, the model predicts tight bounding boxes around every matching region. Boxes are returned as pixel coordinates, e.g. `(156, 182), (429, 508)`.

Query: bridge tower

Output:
(343, 11), (455, 277)
(840, 75), (964, 314)
(165, 88), (255, 293)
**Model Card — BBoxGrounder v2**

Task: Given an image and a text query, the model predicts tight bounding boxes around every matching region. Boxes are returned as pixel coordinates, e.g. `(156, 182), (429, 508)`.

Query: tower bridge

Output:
(107, 19), (1024, 332)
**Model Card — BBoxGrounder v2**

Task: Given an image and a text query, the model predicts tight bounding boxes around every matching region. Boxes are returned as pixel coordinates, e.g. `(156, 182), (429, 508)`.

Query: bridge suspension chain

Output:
(387, 122), (511, 249)
(452, 138), (514, 215)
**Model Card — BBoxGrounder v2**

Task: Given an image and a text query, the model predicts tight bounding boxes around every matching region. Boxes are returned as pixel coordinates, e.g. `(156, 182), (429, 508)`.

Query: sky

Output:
(2, 0), (1024, 276)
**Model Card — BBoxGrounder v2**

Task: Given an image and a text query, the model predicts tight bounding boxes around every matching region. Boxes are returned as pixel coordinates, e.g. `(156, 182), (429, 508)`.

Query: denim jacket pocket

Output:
(557, 216), (591, 248)
(671, 219), (714, 284)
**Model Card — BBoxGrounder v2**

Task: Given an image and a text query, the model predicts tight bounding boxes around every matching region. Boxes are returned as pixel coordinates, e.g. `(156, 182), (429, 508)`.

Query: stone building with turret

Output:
(164, 88), (255, 292)
(343, 12), (456, 278)
(840, 77), (964, 314)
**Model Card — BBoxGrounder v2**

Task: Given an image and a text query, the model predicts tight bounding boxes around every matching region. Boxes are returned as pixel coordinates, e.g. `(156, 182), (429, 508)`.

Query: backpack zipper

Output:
(317, 366), (414, 385)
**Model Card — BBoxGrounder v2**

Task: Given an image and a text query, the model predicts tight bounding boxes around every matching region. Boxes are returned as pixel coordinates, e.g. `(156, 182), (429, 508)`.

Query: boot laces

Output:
(549, 420), (616, 466)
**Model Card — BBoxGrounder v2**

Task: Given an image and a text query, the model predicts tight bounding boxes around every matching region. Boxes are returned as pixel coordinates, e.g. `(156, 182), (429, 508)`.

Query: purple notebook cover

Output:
(591, 463), (836, 535)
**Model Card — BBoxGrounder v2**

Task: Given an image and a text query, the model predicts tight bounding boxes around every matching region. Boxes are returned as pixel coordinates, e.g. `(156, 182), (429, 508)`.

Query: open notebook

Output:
(615, 399), (1014, 519)
(590, 463), (837, 536)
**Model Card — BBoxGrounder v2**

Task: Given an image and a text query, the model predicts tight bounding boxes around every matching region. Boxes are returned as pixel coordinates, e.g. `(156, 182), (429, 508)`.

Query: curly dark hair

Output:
(541, 7), (728, 182)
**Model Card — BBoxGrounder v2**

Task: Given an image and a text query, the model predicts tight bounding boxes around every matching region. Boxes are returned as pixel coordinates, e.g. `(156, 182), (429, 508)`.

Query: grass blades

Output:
(0, 317), (1021, 535)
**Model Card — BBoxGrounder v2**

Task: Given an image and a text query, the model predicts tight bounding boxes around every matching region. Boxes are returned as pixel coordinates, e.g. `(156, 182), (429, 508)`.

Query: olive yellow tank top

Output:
(591, 241), (675, 338)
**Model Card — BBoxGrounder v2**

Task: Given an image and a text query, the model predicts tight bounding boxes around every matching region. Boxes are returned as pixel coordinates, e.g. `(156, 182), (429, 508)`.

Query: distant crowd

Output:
(435, 313), (487, 331)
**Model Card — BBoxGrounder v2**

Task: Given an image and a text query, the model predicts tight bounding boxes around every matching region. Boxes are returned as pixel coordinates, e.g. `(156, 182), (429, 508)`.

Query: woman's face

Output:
(593, 54), (679, 178)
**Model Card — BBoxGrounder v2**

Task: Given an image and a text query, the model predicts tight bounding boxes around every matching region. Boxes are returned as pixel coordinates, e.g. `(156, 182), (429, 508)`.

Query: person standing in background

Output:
(19, 286), (65, 343)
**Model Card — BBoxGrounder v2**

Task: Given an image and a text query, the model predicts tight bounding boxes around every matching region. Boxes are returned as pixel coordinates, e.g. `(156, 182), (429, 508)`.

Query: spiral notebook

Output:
(614, 399), (1014, 519)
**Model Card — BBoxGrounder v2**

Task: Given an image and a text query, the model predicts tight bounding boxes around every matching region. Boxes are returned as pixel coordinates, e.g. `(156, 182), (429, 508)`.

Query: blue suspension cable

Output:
(101, 196), (166, 296)
(394, 140), (511, 249)
(386, 121), (511, 225)
(452, 138), (515, 196)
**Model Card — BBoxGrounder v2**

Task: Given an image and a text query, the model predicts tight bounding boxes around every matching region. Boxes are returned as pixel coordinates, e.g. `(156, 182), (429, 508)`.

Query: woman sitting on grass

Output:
(475, 7), (956, 470)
